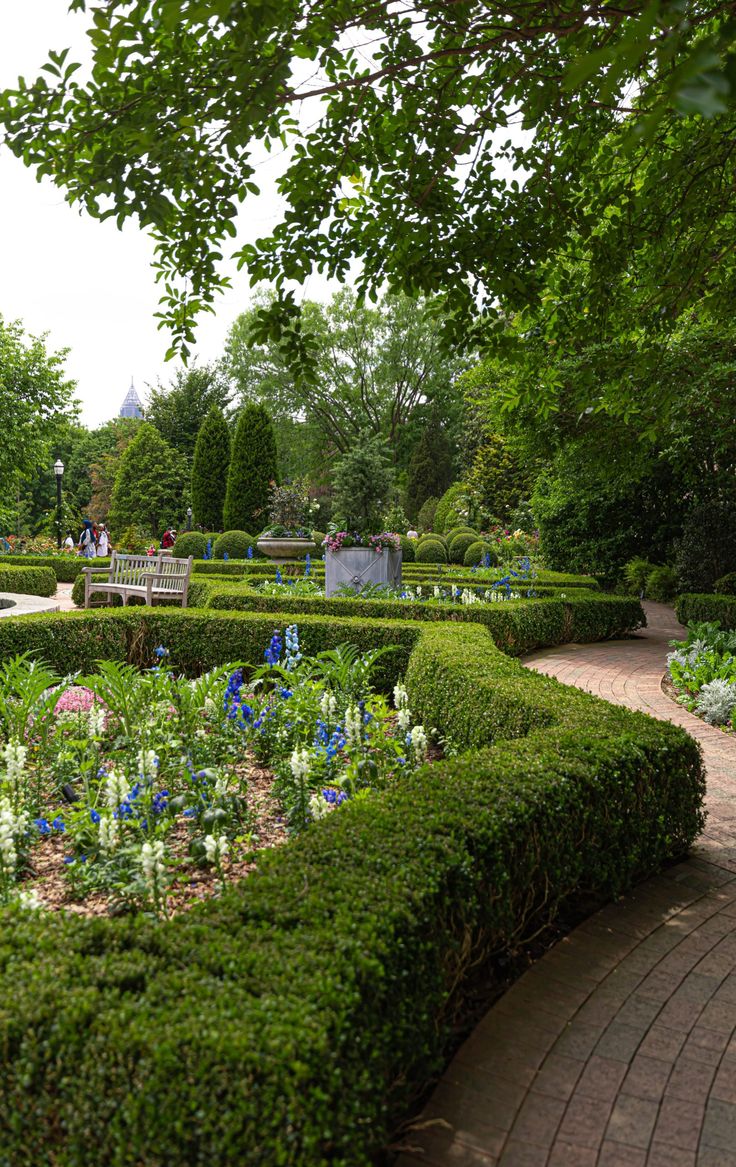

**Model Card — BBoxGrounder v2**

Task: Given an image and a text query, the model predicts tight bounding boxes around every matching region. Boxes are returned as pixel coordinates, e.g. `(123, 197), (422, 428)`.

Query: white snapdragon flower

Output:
(87, 703), (106, 736)
(393, 682), (409, 710)
(204, 834), (229, 864)
(410, 724), (428, 763)
(308, 792), (332, 819)
(3, 741), (27, 787)
(320, 690), (337, 719)
(290, 747), (311, 783)
(345, 704), (362, 746)
(140, 840), (166, 887)
(433, 586), (441, 599)
(0, 797), (19, 874)
(98, 814), (119, 853)
(214, 772), (229, 798)
(104, 771), (130, 808)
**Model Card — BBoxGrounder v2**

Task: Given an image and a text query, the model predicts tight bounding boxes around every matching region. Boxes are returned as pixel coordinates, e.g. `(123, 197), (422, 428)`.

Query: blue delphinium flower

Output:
(34, 817), (51, 835)
(305, 553), (311, 577)
(90, 809), (101, 825)
(223, 551), (229, 561)
(275, 568), (283, 584)
(204, 538), (212, 560)
(52, 816), (65, 832)
(284, 624), (302, 671)
(154, 645), (169, 659)
(483, 551), (491, 568)
(247, 546), (254, 559)
(152, 790), (169, 815)
(264, 629), (282, 667)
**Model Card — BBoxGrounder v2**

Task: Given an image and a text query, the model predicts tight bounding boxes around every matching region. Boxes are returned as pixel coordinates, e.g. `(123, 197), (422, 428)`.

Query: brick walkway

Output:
(396, 604), (736, 1167)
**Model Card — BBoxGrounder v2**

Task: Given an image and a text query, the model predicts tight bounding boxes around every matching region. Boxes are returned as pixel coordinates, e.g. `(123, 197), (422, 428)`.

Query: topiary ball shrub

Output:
(311, 530), (326, 550)
(449, 533), (479, 564)
(415, 538), (448, 564)
(399, 536), (416, 563)
(213, 530), (255, 560)
(417, 532), (448, 551)
(172, 532), (207, 559)
(464, 540), (497, 567)
(446, 527), (477, 546)
(714, 573), (736, 595)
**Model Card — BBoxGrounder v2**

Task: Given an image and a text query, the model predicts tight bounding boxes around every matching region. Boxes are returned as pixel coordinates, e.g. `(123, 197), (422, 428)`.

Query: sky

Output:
(0, 1), (333, 428)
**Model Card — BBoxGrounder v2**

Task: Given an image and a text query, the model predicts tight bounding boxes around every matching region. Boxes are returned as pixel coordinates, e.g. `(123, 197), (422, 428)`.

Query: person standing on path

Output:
(97, 524), (110, 558)
(79, 520), (96, 559)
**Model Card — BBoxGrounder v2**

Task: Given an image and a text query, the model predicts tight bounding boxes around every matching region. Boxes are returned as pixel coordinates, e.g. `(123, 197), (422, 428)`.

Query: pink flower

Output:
(52, 686), (101, 714)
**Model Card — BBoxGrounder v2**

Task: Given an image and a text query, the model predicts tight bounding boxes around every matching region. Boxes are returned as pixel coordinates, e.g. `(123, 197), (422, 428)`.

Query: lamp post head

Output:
(186, 507), (192, 517)
(54, 459), (65, 478)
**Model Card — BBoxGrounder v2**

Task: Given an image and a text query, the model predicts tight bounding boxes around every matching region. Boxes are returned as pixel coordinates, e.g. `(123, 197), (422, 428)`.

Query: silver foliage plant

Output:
(694, 679), (736, 726)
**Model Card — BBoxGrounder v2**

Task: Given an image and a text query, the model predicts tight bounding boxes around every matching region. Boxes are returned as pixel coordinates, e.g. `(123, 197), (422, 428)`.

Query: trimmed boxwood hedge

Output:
(0, 609), (703, 1167)
(0, 566), (57, 597)
(172, 531), (208, 559)
(0, 556), (110, 582)
(676, 593), (736, 629)
(200, 587), (643, 656)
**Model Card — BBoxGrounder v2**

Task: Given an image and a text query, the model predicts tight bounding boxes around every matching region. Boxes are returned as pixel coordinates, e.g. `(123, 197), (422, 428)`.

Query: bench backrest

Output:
(108, 552), (192, 591)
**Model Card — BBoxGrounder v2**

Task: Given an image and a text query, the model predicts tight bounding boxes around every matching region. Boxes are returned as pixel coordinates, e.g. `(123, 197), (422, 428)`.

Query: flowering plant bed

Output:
(0, 629), (433, 917)
(666, 619), (736, 731)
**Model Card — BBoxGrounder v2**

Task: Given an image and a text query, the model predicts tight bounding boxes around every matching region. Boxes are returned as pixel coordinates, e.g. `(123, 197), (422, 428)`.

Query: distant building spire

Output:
(119, 379), (144, 419)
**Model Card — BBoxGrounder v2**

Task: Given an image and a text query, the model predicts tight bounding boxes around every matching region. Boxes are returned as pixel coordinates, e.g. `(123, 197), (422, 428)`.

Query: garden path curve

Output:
(396, 603), (736, 1167)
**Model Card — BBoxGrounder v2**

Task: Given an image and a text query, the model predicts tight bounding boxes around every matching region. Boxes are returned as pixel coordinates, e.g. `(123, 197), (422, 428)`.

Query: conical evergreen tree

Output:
(407, 416), (454, 519)
(191, 406), (230, 530)
(108, 422), (188, 537)
(223, 403), (278, 531)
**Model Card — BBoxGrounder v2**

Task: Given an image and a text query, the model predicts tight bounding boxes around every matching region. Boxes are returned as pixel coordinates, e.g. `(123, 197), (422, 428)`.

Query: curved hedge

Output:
(0, 556), (110, 582)
(676, 593), (736, 629)
(0, 566), (56, 597)
(201, 588), (644, 656)
(0, 607), (703, 1167)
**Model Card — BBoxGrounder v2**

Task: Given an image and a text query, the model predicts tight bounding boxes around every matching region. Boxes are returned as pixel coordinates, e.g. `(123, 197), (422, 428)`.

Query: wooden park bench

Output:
(83, 552), (194, 608)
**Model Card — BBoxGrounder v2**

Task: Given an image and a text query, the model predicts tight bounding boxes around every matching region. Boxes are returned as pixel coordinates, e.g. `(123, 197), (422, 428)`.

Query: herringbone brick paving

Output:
(396, 604), (736, 1167)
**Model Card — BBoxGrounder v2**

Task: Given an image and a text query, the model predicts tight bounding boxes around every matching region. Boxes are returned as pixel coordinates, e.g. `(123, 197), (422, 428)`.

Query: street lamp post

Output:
(53, 460), (64, 550)
(186, 507), (192, 531)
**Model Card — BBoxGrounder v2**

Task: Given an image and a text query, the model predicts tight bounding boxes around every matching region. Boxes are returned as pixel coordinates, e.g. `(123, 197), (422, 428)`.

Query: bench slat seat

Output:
(83, 552), (194, 608)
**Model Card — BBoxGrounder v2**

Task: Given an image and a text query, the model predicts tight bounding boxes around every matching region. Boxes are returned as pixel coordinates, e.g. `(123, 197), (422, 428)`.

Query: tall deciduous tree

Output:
(145, 362), (232, 462)
(191, 407), (230, 531)
(0, 316), (77, 528)
(226, 289), (464, 462)
(223, 405), (278, 533)
(108, 423), (188, 538)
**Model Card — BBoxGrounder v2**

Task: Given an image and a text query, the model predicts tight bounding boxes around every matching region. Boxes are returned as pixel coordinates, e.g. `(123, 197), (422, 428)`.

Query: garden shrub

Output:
(223, 403), (278, 532)
(645, 565), (678, 603)
(0, 566), (56, 597)
(623, 557), (655, 595)
(399, 536), (416, 563)
(676, 594), (736, 630)
(311, 530), (326, 548)
(463, 539), (495, 567)
(417, 532), (448, 550)
(714, 572), (736, 595)
(172, 531), (208, 560)
(448, 532), (478, 564)
(213, 530), (255, 560)
(445, 526), (477, 544)
(415, 539), (448, 564)
(434, 482), (469, 533)
(0, 611), (703, 1167)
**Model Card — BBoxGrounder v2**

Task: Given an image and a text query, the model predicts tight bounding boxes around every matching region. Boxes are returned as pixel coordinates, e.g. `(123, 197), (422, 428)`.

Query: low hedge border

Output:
(676, 593), (736, 629)
(0, 611), (703, 1167)
(199, 587), (644, 656)
(0, 566), (57, 597)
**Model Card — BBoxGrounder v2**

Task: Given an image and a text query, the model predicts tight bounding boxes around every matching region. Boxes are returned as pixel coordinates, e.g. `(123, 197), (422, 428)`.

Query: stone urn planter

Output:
(256, 536), (317, 564)
(325, 547), (402, 598)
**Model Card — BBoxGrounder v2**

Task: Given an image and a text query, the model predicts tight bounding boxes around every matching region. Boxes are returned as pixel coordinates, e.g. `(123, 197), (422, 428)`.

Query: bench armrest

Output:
(81, 566), (110, 576)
